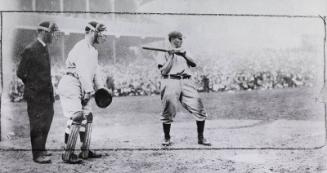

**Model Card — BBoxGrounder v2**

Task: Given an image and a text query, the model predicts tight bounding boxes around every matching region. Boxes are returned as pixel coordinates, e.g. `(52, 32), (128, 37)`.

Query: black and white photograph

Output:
(0, 0), (327, 172)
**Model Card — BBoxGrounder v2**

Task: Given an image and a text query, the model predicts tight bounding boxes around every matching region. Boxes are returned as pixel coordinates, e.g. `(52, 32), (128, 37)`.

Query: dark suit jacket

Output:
(17, 40), (54, 103)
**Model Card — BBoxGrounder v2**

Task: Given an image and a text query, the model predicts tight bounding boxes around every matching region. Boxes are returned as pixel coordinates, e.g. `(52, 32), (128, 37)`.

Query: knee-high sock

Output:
(196, 121), (205, 139)
(163, 123), (171, 139)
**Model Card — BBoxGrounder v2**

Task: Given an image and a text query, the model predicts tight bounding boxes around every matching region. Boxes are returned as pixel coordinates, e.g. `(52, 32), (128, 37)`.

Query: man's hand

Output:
(82, 92), (93, 106)
(167, 49), (175, 55)
(168, 49), (186, 57)
(174, 49), (186, 57)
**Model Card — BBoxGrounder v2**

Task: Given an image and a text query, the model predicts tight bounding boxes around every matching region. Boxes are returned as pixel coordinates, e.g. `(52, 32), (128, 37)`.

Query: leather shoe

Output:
(33, 156), (51, 164)
(62, 153), (83, 164)
(41, 150), (52, 156)
(79, 150), (102, 159)
(198, 138), (211, 146)
(162, 138), (172, 146)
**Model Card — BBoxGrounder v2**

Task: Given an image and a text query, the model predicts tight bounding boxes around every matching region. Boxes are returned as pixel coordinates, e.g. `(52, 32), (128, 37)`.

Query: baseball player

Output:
(58, 21), (106, 164)
(17, 21), (59, 163)
(157, 31), (211, 146)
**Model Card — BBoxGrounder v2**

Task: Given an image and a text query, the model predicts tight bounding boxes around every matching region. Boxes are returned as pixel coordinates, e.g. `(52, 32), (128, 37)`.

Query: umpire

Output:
(17, 21), (59, 164)
(158, 31), (211, 146)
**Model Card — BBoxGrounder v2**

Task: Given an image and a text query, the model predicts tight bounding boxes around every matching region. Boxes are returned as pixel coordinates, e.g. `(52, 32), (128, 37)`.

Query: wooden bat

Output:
(142, 46), (169, 52)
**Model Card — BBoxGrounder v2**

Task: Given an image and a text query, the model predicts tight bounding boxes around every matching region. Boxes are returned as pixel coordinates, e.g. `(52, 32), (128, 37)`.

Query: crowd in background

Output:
(8, 57), (316, 102)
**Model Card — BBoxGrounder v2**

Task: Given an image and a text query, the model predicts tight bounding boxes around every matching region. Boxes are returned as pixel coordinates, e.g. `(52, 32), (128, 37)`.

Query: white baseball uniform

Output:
(58, 39), (104, 133)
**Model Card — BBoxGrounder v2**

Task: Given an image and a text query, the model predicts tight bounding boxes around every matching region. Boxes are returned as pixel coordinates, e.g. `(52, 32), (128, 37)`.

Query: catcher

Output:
(58, 21), (109, 164)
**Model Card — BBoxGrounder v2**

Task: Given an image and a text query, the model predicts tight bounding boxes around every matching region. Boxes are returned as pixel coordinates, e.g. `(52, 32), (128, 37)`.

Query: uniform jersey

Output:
(156, 47), (192, 76)
(65, 39), (103, 93)
(58, 39), (104, 119)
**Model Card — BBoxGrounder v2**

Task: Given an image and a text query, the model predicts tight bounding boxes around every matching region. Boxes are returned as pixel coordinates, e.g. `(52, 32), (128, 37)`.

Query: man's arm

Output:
(17, 49), (32, 83)
(94, 66), (105, 90)
(159, 53), (175, 75)
(175, 50), (196, 67)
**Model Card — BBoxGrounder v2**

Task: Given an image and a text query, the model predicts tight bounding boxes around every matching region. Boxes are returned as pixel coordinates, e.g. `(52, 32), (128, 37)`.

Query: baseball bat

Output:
(142, 46), (169, 52)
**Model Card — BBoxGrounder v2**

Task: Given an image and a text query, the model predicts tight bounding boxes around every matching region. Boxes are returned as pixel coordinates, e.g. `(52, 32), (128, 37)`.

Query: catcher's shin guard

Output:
(80, 113), (93, 159)
(80, 123), (92, 159)
(62, 123), (80, 161)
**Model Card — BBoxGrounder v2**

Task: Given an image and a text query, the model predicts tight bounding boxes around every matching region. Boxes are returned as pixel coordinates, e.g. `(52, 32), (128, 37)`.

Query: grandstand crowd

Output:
(9, 59), (315, 102)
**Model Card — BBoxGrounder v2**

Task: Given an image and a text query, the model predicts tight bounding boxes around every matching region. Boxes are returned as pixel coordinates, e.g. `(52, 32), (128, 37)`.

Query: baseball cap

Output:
(37, 21), (59, 32)
(168, 31), (183, 41)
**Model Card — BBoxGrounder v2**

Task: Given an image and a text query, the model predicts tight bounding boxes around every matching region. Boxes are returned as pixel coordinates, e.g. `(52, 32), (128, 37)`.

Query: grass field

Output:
(1, 87), (324, 149)
(0, 87), (327, 172)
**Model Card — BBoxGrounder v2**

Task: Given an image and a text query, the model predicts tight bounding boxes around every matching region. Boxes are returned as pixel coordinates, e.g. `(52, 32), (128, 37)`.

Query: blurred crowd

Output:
(9, 60), (315, 102)
(193, 70), (313, 93)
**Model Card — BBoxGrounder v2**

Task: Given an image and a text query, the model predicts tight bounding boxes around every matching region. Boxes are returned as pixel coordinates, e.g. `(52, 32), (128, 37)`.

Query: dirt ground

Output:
(1, 148), (327, 173)
(1, 88), (327, 172)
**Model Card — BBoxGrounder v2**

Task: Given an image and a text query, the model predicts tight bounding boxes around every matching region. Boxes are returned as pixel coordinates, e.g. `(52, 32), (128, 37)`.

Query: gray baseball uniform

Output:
(158, 47), (207, 124)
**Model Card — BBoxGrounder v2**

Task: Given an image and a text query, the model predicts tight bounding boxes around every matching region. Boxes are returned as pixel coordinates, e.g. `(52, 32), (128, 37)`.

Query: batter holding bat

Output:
(58, 21), (107, 164)
(145, 31), (211, 146)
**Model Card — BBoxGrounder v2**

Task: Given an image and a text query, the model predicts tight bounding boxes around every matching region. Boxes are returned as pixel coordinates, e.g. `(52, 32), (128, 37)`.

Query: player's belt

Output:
(162, 74), (191, 80)
(66, 72), (79, 79)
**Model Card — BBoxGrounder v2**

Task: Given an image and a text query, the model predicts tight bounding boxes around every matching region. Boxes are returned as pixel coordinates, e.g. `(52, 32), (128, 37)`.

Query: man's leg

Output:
(162, 123), (172, 146)
(196, 120), (211, 146)
(180, 79), (211, 146)
(160, 79), (180, 146)
(27, 101), (51, 164)
(79, 113), (102, 159)
(62, 111), (84, 164)
(41, 102), (54, 156)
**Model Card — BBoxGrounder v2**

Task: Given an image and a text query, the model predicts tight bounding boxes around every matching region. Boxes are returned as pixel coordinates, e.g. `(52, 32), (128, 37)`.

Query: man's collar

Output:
(84, 39), (95, 49)
(37, 38), (46, 47)
(169, 44), (182, 50)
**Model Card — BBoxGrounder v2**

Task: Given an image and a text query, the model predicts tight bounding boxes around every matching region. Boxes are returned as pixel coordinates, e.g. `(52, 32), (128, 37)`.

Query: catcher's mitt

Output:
(94, 88), (112, 108)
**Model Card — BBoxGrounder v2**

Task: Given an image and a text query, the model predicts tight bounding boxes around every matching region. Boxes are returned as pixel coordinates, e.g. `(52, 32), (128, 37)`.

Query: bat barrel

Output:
(142, 46), (168, 52)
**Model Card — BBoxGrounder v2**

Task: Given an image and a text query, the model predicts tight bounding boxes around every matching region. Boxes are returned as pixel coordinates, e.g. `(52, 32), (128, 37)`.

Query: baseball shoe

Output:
(198, 138), (211, 146)
(62, 153), (83, 164)
(162, 138), (172, 146)
(79, 150), (102, 159)
(33, 155), (51, 164)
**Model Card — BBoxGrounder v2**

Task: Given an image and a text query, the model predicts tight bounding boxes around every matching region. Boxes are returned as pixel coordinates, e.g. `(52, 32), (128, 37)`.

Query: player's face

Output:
(92, 30), (106, 44)
(43, 31), (53, 44)
(171, 37), (183, 48)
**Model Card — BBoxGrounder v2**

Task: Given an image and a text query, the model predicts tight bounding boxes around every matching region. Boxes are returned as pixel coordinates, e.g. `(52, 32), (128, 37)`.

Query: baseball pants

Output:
(160, 78), (207, 124)
(58, 75), (92, 134)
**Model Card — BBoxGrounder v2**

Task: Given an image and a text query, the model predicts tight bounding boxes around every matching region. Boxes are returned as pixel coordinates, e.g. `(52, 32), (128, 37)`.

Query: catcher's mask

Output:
(94, 88), (112, 108)
(85, 21), (107, 44)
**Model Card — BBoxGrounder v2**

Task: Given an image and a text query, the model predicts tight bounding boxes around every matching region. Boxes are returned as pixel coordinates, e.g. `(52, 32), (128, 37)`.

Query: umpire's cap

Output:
(37, 21), (59, 32)
(168, 31), (183, 41)
(85, 21), (107, 32)
(95, 88), (112, 108)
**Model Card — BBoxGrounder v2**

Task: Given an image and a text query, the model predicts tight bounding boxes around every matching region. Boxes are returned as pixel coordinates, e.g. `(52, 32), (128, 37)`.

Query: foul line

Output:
(0, 145), (325, 152)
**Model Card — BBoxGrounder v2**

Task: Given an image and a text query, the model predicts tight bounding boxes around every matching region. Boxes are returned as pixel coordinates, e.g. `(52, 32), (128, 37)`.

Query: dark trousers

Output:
(27, 101), (54, 159)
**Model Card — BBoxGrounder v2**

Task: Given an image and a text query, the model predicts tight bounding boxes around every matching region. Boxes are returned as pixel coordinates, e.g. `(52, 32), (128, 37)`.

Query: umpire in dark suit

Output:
(17, 21), (59, 164)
